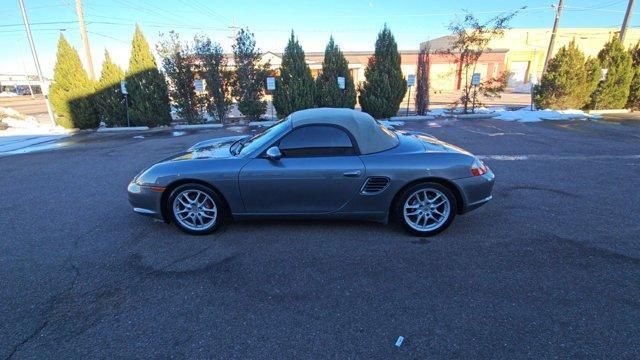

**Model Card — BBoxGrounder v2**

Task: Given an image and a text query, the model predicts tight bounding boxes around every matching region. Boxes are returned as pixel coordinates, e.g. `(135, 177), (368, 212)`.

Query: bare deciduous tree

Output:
(444, 10), (520, 113)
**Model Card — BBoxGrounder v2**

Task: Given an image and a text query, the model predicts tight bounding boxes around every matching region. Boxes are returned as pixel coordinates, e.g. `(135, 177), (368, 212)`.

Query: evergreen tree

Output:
(157, 31), (201, 124)
(626, 41), (640, 110)
(534, 41), (598, 109)
(96, 50), (127, 126)
(232, 28), (270, 120)
(273, 31), (315, 117)
(127, 25), (172, 126)
(590, 37), (633, 109)
(315, 36), (356, 109)
(358, 25), (407, 118)
(194, 34), (232, 123)
(585, 57), (602, 103)
(49, 34), (98, 129)
(415, 45), (430, 115)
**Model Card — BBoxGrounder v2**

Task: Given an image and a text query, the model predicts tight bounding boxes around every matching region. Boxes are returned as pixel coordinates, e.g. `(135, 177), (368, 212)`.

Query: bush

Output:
(127, 25), (172, 127)
(157, 31), (202, 124)
(49, 34), (98, 129)
(232, 28), (270, 120)
(358, 25), (407, 119)
(194, 35), (232, 123)
(590, 37), (633, 109)
(534, 41), (599, 110)
(626, 41), (640, 110)
(315, 36), (356, 109)
(273, 31), (315, 118)
(96, 50), (127, 126)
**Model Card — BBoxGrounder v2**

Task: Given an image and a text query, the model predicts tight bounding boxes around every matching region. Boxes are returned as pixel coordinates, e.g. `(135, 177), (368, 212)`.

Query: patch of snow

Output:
(97, 126), (150, 132)
(0, 92), (19, 97)
(379, 120), (405, 128)
(512, 83), (534, 94)
(494, 107), (602, 123)
(389, 115), (435, 121)
(428, 108), (452, 116)
(173, 124), (223, 130)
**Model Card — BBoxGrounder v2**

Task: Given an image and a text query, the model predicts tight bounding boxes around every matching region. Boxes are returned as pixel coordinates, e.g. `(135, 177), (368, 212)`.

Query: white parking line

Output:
(479, 154), (640, 161)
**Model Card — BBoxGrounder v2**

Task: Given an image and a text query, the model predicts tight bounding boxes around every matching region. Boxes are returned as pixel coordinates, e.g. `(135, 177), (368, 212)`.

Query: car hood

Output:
(397, 130), (472, 155)
(159, 135), (249, 162)
(187, 135), (249, 152)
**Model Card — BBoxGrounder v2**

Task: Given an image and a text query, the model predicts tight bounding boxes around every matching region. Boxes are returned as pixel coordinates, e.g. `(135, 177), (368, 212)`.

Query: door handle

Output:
(343, 170), (362, 177)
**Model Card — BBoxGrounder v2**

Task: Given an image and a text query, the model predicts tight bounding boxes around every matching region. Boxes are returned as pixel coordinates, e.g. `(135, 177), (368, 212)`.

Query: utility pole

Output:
(18, 0), (56, 126)
(75, 0), (95, 80)
(620, 0), (636, 44)
(542, 0), (564, 75)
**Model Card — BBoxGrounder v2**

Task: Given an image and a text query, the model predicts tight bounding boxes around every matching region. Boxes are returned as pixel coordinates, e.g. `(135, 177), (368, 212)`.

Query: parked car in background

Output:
(128, 108), (495, 236)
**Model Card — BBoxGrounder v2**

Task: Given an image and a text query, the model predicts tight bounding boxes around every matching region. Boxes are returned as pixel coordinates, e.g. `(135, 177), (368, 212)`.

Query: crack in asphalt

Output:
(3, 224), (235, 359)
(4, 238), (81, 360)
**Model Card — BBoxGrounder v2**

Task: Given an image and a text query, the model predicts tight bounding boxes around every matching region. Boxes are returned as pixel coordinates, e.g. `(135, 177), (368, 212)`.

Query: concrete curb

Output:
(248, 121), (276, 126)
(97, 126), (149, 132)
(586, 109), (630, 115)
(453, 113), (499, 119)
(173, 124), (223, 130)
(388, 115), (436, 121)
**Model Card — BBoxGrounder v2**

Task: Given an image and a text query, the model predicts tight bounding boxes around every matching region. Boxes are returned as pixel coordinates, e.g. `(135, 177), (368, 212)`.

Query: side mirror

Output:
(265, 146), (282, 161)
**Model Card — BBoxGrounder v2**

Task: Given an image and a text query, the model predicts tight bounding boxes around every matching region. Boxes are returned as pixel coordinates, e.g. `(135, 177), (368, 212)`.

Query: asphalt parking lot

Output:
(1, 118), (639, 358)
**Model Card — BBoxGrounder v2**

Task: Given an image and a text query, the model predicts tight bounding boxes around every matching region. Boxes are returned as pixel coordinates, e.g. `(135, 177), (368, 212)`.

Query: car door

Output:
(238, 125), (365, 214)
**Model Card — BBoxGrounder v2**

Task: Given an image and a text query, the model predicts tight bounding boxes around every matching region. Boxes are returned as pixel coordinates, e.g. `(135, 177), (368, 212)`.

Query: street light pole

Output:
(18, 0), (56, 126)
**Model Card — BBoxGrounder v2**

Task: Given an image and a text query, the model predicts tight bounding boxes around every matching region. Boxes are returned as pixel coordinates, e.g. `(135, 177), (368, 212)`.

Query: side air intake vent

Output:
(361, 177), (390, 195)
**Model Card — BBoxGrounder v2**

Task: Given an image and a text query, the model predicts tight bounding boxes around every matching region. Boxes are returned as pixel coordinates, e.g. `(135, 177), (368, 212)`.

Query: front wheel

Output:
(168, 184), (223, 235)
(397, 182), (457, 236)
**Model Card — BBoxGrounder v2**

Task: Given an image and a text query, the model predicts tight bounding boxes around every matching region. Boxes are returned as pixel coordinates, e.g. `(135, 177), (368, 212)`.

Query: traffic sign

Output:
(407, 74), (415, 87)
(266, 77), (276, 90)
(120, 80), (128, 94)
(337, 76), (345, 89)
(600, 68), (608, 81)
(471, 73), (481, 86)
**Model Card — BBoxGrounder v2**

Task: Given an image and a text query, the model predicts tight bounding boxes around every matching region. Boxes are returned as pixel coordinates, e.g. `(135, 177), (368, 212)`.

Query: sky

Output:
(1, 0), (638, 78)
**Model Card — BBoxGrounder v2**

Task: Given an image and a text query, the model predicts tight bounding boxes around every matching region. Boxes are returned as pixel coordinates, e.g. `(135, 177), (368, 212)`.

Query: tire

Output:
(168, 183), (224, 235)
(395, 182), (457, 236)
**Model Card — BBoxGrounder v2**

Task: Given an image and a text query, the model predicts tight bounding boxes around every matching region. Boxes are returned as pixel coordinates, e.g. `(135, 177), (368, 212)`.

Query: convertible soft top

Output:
(289, 108), (399, 154)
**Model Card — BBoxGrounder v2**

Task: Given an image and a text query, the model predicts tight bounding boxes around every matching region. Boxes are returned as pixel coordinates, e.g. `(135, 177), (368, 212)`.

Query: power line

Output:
(0, 20), (79, 28)
(87, 30), (128, 43)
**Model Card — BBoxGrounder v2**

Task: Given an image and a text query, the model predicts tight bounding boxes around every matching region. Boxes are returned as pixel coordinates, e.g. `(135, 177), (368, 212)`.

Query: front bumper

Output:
(452, 169), (495, 214)
(127, 182), (165, 221)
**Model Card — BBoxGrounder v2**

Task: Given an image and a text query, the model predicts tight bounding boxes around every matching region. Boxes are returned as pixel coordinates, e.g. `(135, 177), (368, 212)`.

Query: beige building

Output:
(487, 28), (640, 88)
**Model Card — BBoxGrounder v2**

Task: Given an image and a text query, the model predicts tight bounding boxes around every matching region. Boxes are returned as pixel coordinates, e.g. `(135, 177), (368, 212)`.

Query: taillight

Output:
(470, 158), (487, 176)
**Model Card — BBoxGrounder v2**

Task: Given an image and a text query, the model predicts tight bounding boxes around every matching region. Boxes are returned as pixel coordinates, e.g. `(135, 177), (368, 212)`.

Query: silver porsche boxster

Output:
(127, 108), (494, 236)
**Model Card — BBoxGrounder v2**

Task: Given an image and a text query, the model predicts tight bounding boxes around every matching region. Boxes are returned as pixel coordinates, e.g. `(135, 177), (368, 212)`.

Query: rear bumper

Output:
(452, 169), (495, 214)
(127, 182), (165, 221)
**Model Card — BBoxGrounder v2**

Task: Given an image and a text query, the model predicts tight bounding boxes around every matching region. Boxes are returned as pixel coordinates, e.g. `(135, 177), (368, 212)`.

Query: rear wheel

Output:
(168, 184), (223, 235)
(396, 182), (457, 236)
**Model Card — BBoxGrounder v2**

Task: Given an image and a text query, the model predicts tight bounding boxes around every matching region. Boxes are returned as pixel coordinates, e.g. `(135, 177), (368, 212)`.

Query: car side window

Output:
(278, 125), (355, 157)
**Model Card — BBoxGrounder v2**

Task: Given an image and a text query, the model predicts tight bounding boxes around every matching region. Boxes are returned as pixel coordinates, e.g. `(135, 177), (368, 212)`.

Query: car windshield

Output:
(232, 118), (291, 156)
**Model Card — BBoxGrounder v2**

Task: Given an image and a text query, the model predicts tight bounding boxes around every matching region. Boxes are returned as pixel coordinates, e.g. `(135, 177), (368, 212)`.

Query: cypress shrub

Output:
(626, 41), (640, 110)
(534, 41), (596, 109)
(358, 25), (407, 119)
(96, 50), (127, 126)
(127, 25), (172, 126)
(49, 34), (98, 129)
(315, 36), (356, 109)
(590, 37), (633, 109)
(273, 31), (315, 117)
